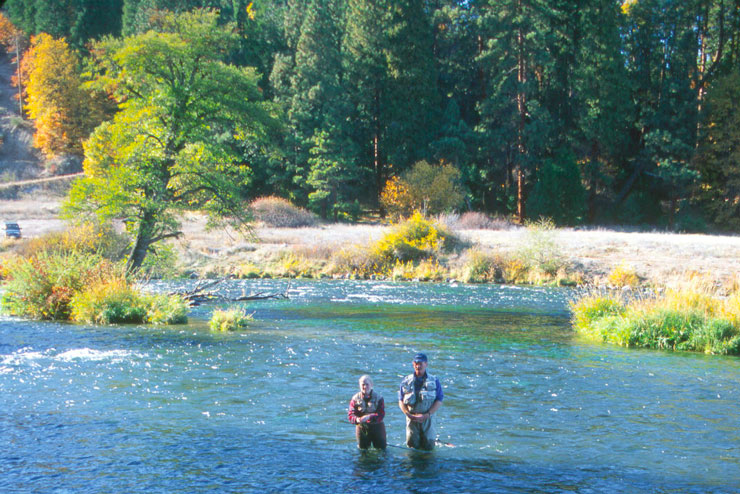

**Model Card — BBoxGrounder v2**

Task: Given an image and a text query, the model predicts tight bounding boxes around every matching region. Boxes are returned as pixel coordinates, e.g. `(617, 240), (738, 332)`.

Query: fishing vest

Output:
(351, 390), (382, 417)
(400, 373), (438, 414)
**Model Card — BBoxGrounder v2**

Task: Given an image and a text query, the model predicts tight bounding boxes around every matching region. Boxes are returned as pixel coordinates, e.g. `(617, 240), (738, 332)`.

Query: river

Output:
(1, 280), (739, 493)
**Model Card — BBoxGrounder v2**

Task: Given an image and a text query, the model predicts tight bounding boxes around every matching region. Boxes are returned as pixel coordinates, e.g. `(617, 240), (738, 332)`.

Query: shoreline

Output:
(2, 198), (739, 289)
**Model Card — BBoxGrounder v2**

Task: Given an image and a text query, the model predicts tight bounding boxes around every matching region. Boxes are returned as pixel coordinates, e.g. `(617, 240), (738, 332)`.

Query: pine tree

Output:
(5, 0), (123, 50)
(476, 0), (558, 222)
(695, 70), (740, 230)
(343, 0), (438, 212)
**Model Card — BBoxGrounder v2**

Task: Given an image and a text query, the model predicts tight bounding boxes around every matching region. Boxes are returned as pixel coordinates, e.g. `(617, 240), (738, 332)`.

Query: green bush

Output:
(209, 307), (253, 331)
(146, 293), (189, 325)
(517, 218), (566, 275)
(381, 160), (464, 219)
(70, 278), (189, 325)
(1, 248), (188, 325)
(71, 276), (149, 324)
(461, 249), (499, 283)
(1, 250), (110, 320)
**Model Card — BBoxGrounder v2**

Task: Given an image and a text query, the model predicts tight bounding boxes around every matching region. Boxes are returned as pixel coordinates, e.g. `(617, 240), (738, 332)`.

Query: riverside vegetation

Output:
(0, 223), (189, 325)
(2, 199), (739, 347)
(230, 202), (581, 286)
(571, 283), (740, 355)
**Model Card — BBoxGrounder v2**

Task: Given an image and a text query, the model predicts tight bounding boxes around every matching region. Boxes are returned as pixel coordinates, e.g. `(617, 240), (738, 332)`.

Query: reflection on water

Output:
(1, 280), (739, 493)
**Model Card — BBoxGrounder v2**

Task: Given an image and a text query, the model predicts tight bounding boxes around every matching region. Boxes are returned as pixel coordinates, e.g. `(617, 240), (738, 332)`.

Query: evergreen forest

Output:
(3, 0), (740, 234)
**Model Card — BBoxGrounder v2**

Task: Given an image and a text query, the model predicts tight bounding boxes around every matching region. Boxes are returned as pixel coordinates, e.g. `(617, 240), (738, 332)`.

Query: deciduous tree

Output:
(64, 9), (278, 271)
(23, 33), (102, 158)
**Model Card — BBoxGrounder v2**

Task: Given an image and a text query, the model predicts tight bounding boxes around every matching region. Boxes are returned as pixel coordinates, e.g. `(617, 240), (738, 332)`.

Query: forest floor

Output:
(2, 196), (739, 290)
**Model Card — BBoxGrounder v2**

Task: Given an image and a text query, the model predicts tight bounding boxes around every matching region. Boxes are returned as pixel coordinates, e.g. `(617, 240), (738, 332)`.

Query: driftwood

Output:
(173, 277), (290, 306)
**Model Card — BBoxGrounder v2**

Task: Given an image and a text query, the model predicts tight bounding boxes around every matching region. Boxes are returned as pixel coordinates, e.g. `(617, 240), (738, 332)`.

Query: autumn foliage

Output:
(22, 33), (105, 159)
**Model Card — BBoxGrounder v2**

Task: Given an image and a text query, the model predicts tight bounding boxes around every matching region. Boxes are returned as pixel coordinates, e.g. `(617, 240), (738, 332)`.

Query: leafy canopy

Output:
(64, 8), (278, 270)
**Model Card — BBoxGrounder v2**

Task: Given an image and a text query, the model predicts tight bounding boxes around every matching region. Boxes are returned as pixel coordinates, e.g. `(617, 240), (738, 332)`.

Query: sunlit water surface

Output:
(2, 280), (739, 493)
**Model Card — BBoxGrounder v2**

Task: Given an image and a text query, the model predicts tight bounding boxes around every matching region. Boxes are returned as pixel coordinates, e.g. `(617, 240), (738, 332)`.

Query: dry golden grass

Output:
(2, 199), (739, 286)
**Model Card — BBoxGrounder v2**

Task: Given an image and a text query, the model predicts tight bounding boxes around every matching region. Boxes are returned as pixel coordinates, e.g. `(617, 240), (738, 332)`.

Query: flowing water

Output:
(1, 280), (739, 493)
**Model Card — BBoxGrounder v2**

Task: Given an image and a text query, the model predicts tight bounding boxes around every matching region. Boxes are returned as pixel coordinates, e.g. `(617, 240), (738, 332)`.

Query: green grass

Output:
(571, 289), (740, 355)
(209, 307), (253, 331)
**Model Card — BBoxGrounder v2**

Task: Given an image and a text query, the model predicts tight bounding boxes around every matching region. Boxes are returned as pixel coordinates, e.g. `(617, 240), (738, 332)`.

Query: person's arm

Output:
(399, 397), (427, 423)
(348, 398), (362, 424)
(422, 399), (442, 421)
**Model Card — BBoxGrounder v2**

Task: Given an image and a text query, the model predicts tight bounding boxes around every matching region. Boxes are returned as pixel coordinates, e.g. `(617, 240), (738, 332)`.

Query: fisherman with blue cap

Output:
(398, 352), (443, 450)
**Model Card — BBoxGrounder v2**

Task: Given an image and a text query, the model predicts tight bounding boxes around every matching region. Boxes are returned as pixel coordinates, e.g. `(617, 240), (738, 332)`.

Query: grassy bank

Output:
(571, 285), (740, 355)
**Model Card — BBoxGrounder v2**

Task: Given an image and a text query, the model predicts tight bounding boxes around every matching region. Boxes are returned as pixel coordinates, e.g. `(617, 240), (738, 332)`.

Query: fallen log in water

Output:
(172, 278), (290, 306)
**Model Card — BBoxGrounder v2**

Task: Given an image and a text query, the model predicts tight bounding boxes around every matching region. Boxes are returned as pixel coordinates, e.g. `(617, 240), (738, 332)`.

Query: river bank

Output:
(2, 197), (739, 289)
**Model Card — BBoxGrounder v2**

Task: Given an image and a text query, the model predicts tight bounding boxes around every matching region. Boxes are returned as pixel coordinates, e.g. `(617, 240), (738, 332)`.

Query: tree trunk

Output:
(373, 87), (385, 218)
(126, 211), (156, 274)
(515, 6), (527, 224)
(15, 37), (23, 117)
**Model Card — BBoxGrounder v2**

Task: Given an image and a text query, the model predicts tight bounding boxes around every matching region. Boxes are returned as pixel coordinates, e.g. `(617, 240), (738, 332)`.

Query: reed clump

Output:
(571, 287), (740, 355)
(209, 307), (253, 331)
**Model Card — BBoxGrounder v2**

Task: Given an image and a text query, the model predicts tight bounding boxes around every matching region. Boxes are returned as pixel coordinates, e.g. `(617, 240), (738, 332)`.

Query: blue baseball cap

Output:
(413, 353), (428, 363)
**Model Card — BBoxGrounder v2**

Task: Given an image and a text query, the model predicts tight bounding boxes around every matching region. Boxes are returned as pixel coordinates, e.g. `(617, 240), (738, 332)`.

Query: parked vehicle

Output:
(4, 222), (21, 239)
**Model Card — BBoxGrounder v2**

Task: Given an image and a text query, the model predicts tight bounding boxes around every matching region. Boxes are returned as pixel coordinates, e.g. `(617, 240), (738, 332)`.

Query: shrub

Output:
(461, 249), (498, 283)
(380, 176), (415, 220)
(374, 211), (459, 265)
(19, 222), (130, 261)
(502, 258), (528, 284)
(381, 161), (464, 219)
(607, 263), (640, 288)
(209, 307), (253, 331)
(71, 275), (149, 324)
(234, 262), (262, 279)
(1, 250), (111, 320)
(250, 196), (319, 227)
(146, 293), (189, 325)
(272, 252), (322, 278)
(414, 259), (447, 282)
(517, 218), (565, 275)
(390, 259), (447, 282)
(327, 244), (384, 278)
(440, 212), (515, 230)
(1, 249), (188, 324)
(570, 293), (627, 334)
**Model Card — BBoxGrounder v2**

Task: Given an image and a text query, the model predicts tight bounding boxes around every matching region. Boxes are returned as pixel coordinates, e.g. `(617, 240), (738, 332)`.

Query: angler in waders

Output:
(398, 353), (443, 450)
(348, 375), (387, 450)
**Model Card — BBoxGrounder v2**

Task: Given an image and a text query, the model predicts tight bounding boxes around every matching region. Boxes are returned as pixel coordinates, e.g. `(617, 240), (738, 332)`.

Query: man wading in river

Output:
(398, 353), (443, 450)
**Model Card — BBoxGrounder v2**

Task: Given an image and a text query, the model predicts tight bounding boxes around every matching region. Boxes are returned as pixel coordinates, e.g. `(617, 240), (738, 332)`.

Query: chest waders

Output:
(351, 390), (387, 450)
(400, 373), (438, 450)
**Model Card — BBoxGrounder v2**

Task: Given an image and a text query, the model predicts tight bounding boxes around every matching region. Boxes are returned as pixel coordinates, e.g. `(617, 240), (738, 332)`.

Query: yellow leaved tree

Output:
(23, 33), (105, 159)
